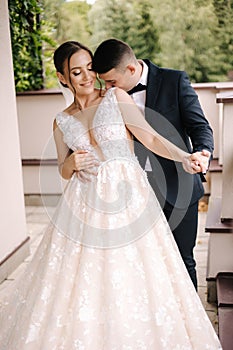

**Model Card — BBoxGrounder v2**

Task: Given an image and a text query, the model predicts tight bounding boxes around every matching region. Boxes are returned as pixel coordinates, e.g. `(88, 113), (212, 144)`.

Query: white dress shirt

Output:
(130, 60), (148, 115)
(130, 61), (152, 171)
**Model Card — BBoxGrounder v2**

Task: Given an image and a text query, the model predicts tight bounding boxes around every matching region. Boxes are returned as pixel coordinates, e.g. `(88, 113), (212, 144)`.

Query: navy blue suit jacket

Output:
(134, 60), (214, 209)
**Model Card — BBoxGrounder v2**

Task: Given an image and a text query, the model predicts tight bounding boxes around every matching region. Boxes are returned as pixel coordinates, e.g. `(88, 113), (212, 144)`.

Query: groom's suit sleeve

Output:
(142, 64), (213, 207)
(178, 72), (214, 155)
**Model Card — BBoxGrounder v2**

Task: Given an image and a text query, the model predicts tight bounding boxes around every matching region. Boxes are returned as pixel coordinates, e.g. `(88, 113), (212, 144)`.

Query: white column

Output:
(0, 0), (29, 281)
(221, 100), (233, 220)
(218, 102), (223, 166)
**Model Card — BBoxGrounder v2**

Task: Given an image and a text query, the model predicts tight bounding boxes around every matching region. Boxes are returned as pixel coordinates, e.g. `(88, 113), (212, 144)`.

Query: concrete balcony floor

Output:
(0, 204), (219, 335)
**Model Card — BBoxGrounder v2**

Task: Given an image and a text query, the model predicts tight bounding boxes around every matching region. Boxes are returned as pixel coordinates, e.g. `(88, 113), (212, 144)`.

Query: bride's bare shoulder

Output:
(113, 87), (134, 103)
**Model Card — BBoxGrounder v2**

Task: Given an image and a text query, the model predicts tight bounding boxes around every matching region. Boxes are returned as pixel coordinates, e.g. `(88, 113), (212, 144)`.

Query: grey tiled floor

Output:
(194, 211), (219, 334)
(0, 206), (218, 334)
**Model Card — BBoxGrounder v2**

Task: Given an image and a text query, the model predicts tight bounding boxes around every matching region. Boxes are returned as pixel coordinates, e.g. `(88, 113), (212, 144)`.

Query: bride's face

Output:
(62, 49), (96, 96)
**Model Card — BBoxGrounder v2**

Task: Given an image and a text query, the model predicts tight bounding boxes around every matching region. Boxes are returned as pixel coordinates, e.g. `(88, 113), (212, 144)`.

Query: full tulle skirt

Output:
(0, 158), (222, 349)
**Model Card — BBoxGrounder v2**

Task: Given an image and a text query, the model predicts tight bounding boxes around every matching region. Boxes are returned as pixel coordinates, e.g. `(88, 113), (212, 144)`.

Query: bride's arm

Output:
(53, 120), (98, 180)
(114, 88), (207, 174)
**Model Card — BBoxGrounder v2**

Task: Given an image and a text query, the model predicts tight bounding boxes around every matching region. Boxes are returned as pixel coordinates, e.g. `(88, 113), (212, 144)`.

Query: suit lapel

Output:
(143, 60), (162, 112)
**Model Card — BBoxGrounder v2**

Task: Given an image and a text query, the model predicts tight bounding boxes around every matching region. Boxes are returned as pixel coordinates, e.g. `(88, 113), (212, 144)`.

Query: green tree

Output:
(42, 0), (92, 88)
(55, 1), (91, 44)
(8, 0), (44, 91)
(212, 0), (233, 80)
(10, 0), (232, 90)
(150, 0), (222, 82)
(89, 0), (134, 49)
(128, 0), (160, 60)
(89, 0), (160, 60)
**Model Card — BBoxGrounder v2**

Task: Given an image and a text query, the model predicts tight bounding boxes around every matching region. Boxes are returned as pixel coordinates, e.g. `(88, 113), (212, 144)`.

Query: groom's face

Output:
(99, 66), (133, 91)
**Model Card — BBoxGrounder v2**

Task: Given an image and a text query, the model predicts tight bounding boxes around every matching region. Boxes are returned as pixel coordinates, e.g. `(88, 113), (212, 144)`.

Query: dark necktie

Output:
(127, 83), (146, 95)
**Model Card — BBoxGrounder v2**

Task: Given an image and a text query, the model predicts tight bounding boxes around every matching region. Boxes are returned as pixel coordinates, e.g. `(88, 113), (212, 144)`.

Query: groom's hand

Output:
(182, 150), (211, 174)
(190, 149), (211, 174)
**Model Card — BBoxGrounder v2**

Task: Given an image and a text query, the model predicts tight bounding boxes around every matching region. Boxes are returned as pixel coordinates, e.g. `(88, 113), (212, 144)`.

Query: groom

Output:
(92, 38), (214, 290)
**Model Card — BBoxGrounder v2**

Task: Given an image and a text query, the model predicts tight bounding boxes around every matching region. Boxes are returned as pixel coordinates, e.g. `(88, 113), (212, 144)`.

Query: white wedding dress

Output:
(0, 88), (222, 349)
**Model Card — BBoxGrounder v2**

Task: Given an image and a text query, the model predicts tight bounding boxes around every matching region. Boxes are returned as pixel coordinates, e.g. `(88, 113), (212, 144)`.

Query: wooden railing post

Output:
(216, 93), (233, 221)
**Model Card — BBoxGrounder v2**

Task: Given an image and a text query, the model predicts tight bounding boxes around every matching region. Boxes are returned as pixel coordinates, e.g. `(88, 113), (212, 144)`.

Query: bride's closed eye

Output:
(72, 66), (93, 76)
(87, 63), (93, 71)
(73, 71), (81, 76)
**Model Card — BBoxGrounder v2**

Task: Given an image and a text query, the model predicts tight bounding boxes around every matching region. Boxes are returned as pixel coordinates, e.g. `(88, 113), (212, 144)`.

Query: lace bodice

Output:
(56, 88), (134, 161)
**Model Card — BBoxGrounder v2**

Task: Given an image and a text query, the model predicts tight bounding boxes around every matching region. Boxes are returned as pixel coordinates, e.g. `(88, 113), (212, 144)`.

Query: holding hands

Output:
(183, 149), (211, 175)
(68, 149), (211, 180)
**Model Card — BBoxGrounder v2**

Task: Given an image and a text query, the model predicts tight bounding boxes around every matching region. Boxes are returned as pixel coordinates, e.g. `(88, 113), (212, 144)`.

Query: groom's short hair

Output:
(93, 38), (136, 74)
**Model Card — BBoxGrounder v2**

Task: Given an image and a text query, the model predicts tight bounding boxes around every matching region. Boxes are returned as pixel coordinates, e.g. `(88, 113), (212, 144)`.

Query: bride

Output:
(0, 41), (222, 349)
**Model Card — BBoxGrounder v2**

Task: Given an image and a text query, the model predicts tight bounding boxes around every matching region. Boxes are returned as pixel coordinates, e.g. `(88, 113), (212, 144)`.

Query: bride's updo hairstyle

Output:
(53, 41), (93, 88)
(53, 41), (103, 108)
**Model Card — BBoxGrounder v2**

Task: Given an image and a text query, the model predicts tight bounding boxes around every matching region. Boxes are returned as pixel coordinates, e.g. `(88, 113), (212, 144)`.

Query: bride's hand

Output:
(182, 150), (210, 174)
(68, 150), (100, 182)
(76, 168), (99, 182)
(182, 155), (197, 174)
(59, 150), (100, 180)
(70, 150), (100, 172)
